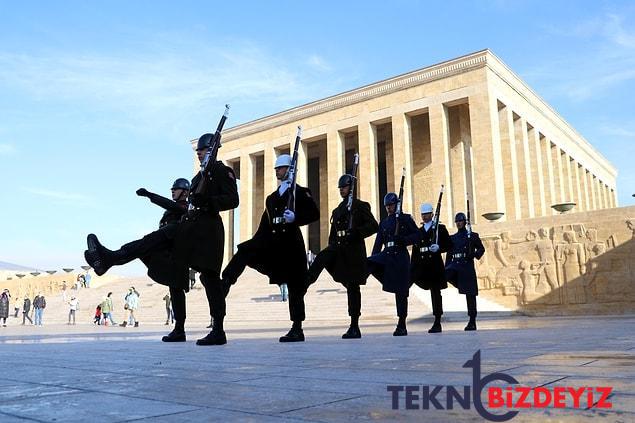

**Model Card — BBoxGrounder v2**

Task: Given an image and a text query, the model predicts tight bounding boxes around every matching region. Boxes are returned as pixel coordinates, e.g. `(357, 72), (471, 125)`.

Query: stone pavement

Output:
(0, 271), (633, 422)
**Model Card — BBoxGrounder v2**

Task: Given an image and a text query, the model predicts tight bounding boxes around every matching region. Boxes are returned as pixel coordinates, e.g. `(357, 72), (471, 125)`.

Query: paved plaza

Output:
(0, 272), (633, 422)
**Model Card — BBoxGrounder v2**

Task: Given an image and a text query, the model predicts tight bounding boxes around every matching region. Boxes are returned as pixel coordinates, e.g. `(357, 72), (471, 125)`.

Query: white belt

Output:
(419, 247), (430, 253)
(273, 217), (285, 224)
(453, 253), (466, 259)
(386, 241), (395, 248)
(337, 230), (347, 237)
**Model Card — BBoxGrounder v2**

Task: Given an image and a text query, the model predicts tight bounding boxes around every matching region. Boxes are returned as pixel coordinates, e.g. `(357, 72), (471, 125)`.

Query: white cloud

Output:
(527, 12), (635, 101)
(0, 41), (340, 129)
(306, 54), (332, 72)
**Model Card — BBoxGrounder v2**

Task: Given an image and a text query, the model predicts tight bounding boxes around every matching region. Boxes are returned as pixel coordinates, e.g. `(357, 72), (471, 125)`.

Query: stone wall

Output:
(471, 205), (635, 315)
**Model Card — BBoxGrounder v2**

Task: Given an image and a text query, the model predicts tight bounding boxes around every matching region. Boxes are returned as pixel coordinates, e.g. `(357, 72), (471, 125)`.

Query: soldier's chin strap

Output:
(177, 190), (189, 203)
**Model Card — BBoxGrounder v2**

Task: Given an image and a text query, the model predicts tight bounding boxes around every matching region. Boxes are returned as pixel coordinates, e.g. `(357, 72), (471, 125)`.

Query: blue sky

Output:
(1, 1), (634, 274)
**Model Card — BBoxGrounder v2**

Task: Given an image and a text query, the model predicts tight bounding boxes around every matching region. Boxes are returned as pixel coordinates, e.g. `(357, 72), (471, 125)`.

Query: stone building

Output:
(193, 49), (618, 264)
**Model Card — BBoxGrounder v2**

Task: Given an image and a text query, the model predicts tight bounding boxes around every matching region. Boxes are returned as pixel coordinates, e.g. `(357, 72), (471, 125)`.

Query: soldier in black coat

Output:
(410, 203), (452, 333)
(445, 212), (485, 331)
(134, 177), (190, 342)
(222, 154), (320, 342)
(305, 174), (378, 339)
(367, 193), (419, 336)
(84, 133), (239, 345)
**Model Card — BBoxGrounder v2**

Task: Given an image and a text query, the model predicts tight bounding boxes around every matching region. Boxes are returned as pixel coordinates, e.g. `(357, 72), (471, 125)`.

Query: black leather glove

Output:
(136, 188), (150, 197)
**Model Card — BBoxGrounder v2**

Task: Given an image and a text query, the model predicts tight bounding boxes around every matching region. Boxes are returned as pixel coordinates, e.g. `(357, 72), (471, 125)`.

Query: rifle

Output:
(194, 104), (230, 196)
(394, 167), (406, 236)
(286, 126), (303, 213)
(433, 185), (444, 244)
(466, 194), (473, 256)
(347, 153), (360, 230)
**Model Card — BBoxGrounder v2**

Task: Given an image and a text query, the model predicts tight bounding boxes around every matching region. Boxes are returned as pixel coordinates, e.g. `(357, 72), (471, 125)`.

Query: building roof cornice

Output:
(220, 49), (490, 141)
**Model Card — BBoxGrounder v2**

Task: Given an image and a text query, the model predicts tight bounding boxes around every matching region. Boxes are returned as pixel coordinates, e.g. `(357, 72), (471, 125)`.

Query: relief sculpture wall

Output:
(472, 205), (635, 315)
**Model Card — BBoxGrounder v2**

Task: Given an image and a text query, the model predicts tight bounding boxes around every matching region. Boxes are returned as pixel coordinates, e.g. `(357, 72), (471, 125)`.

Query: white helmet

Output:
(274, 154), (292, 169)
(420, 203), (434, 214)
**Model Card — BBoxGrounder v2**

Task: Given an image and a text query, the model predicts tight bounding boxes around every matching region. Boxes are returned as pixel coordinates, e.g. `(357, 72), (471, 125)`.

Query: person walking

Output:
(68, 296), (79, 325)
(22, 296), (33, 325)
(0, 289), (10, 326)
(33, 293), (46, 326)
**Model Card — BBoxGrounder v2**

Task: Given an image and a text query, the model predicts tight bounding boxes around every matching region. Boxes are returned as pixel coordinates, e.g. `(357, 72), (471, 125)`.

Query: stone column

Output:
(590, 174), (598, 210)
(564, 153), (575, 206)
(554, 147), (566, 203)
(358, 119), (379, 219)
(582, 168), (591, 211)
(239, 152), (254, 241)
(264, 144), (276, 198)
(519, 118), (535, 218)
(391, 112), (415, 215)
(327, 128), (345, 215)
(468, 93), (506, 223)
(543, 137), (556, 214)
(573, 162), (584, 212)
(531, 128), (547, 216)
(499, 105), (521, 220)
(429, 103), (453, 225)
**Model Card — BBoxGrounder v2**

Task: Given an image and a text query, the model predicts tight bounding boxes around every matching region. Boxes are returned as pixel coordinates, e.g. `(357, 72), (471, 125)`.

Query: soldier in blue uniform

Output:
(367, 193), (419, 336)
(305, 174), (378, 339)
(410, 203), (452, 333)
(445, 212), (486, 331)
(221, 154), (320, 342)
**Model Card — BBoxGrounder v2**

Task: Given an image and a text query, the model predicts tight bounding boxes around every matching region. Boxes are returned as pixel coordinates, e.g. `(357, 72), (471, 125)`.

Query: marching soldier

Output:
(445, 212), (485, 331)
(367, 193), (419, 336)
(222, 153), (319, 342)
(410, 203), (452, 333)
(135, 178), (190, 341)
(84, 133), (239, 345)
(305, 173), (378, 339)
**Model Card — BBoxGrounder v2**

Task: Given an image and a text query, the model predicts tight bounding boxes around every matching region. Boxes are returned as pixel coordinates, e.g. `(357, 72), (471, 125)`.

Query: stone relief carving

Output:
(476, 217), (631, 309)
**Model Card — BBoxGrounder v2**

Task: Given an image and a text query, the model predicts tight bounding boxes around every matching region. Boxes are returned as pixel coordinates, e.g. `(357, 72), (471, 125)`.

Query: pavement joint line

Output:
(112, 407), (205, 423)
(535, 376), (570, 388)
(0, 410), (46, 423)
(277, 394), (367, 415)
(580, 359), (600, 366)
(585, 392), (615, 411)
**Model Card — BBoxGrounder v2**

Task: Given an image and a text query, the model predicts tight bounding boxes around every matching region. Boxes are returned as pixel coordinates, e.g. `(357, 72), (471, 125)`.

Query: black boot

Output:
(342, 326), (361, 339)
(464, 317), (477, 331)
(162, 329), (186, 342)
(197, 319), (226, 346)
(342, 316), (361, 339)
(85, 234), (115, 276)
(393, 317), (407, 336)
(280, 322), (304, 342)
(428, 316), (442, 333)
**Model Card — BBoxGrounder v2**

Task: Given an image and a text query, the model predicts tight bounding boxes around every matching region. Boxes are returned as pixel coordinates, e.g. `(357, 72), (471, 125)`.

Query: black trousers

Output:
(431, 288), (443, 317)
(395, 292), (408, 318)
(119, 229), (172, 265)
(345, 283), (361, 318)
(222, 249), (248, 285)
(224, 249), (305, 323)
(310, 248), (362, 318)
(22, 312), (33, 324)
(200, 271), (226, 320)
(169, 286), (185, 331)
(466, 294), (477, 318)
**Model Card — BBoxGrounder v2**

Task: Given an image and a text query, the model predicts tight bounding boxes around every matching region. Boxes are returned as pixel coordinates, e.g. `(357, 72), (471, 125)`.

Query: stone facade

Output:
(197, 49), (617, 266)
(472, 205), (635, 315)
